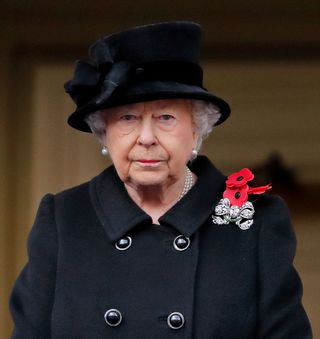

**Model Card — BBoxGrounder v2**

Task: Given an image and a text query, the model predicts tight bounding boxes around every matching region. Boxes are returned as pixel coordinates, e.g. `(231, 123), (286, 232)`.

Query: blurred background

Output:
(1, 0), (319, 337)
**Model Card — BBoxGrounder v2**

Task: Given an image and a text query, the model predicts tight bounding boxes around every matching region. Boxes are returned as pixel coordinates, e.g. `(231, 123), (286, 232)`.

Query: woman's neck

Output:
(124, 171), (197, 224)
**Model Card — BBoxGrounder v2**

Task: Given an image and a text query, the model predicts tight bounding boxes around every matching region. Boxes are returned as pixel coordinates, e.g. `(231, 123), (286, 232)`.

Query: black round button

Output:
(115, 236), (132, 251)
(104, 308), (122, 327)
(135, 67), (144, 75)
(167, 312), (185, 329)
(173, 235), (190, 251)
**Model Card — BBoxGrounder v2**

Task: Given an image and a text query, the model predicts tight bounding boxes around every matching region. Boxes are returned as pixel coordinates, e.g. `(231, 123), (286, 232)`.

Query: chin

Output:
(130, 172), (168, 187)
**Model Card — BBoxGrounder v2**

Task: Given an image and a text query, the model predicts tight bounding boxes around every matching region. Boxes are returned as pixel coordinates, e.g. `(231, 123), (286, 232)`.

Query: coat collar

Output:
(89, 156), (226, 242)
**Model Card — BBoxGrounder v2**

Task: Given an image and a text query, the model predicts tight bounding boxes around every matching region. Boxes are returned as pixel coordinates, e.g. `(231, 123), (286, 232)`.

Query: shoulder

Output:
(52, 167), (111, 207)
(254, 193), (292, 227)
(254, 194), (291, 219)
(54, 180), (90, 203)
(253, 194), (297, 252)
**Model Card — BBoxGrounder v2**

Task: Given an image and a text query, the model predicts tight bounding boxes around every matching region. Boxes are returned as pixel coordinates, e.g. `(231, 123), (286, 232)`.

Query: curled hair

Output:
(190, 100), (221, 151)
(85, 99), (221, 152)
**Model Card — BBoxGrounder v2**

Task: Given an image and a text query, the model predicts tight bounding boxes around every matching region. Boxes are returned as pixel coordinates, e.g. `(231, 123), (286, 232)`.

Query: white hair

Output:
(85, 99), (221, 152)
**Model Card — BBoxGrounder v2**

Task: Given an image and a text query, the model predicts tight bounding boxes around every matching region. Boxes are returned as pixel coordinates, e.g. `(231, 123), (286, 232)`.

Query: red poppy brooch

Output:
(212, 168), (272, 230)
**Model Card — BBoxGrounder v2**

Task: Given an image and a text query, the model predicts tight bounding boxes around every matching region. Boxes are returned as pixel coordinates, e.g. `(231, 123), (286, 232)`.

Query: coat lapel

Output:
(90, 156), (226, 242)
(159, 157), (226, 236)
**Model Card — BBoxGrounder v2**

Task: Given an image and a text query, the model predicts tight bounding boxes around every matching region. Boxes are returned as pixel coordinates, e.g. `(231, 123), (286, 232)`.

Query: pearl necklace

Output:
(178, 167), (193, 201)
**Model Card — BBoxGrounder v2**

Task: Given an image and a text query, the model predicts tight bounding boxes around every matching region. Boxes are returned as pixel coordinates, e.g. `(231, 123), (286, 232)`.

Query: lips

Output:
(138, 160), (161, 163)
(133, 159), (166, 167)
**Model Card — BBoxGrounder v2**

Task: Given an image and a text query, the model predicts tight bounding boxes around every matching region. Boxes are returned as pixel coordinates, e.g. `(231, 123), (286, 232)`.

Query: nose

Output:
(137, 117), (157, 147)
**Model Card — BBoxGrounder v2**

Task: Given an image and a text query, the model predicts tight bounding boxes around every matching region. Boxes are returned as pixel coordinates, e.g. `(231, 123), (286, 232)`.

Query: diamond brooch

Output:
(212, 168), (272, 231)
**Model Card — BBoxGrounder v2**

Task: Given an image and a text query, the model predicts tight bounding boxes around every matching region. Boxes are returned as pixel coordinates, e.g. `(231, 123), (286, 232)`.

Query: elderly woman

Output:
(10, 22), (312, 338)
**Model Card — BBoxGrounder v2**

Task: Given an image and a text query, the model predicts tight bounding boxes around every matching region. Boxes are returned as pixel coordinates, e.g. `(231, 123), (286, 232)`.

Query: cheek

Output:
(105, 128), (131, 155)
(162, 128), (195, 162)
(104, 130), (134, 175)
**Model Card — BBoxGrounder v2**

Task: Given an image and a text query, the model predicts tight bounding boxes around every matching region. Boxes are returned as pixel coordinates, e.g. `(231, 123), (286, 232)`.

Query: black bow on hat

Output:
(65, 40), (131, 109)
(65, 22), (231, 132)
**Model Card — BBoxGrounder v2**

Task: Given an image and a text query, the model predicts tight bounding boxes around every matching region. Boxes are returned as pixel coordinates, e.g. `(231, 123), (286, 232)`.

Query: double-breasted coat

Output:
(10, 156), (312, 338)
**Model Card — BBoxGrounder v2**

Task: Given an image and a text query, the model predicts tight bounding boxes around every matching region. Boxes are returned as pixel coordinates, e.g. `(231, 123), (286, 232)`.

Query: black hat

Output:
(65, 21), (231, 132)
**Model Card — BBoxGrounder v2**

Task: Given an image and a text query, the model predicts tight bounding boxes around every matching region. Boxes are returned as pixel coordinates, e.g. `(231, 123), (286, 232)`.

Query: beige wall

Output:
(203, 61), (320, 182)
(1, 60), (319, 336)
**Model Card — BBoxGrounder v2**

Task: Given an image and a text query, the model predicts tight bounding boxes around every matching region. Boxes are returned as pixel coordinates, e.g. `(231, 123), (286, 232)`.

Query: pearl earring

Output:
(101, 146), (108, 156)
(191, 149), (198, 159)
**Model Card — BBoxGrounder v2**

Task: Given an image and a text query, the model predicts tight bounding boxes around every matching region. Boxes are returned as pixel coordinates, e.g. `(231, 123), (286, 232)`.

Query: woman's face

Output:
(103, 99), (197, 188)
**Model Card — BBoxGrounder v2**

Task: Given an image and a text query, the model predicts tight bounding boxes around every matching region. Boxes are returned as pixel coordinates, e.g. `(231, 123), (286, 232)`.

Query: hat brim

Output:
(67, 81), (231, 132)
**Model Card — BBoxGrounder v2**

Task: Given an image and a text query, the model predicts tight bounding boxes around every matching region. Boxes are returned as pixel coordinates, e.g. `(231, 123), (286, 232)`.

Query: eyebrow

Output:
(153, 104), (174, 111)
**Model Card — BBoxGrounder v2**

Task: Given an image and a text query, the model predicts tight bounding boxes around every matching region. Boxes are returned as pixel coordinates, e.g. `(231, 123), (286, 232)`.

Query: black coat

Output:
(10, 156), (312, 338)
